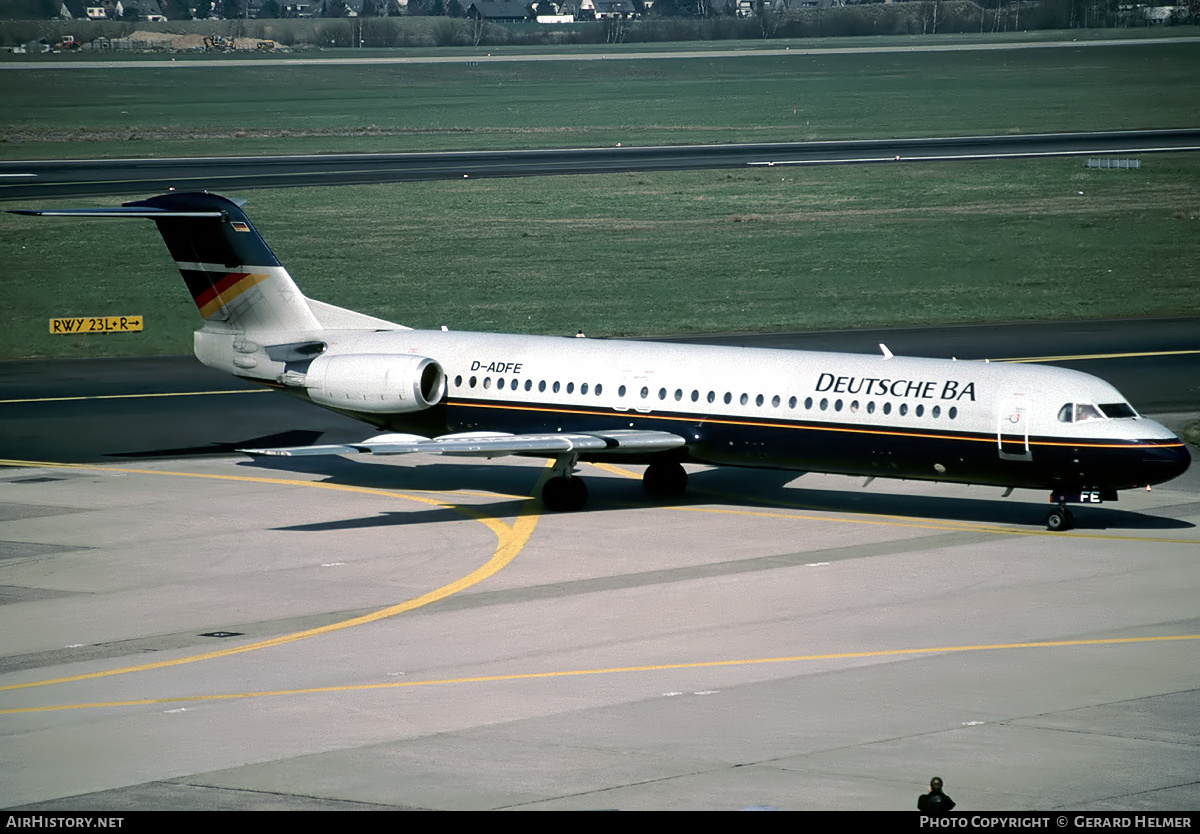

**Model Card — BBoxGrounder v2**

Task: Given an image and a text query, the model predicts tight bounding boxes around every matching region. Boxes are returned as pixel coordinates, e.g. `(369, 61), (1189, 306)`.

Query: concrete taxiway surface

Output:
(2, 442), (1199, 810)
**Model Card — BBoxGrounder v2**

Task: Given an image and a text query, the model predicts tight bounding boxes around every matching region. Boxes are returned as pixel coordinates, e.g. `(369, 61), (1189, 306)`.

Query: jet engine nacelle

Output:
(304, 353), (445, 414)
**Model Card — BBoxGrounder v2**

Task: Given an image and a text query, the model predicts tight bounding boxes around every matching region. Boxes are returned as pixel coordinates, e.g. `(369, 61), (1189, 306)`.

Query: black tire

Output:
(643, 461), (688, 499)
(1045, 508), (1073, 531)
(542, 476), (588, 512)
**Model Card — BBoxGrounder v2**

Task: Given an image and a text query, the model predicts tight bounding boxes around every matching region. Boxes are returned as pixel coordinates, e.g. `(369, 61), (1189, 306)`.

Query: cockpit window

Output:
(1059, 402), (1138, 423)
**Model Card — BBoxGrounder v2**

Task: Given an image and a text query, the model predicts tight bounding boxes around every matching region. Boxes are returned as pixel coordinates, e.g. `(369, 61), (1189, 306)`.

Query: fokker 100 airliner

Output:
(13, 192), (1191, 530)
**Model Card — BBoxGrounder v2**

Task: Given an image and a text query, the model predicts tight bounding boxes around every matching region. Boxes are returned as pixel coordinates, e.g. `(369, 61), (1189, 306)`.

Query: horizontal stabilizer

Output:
(241, 429), (686, 459)
(9, 207), (225, 218)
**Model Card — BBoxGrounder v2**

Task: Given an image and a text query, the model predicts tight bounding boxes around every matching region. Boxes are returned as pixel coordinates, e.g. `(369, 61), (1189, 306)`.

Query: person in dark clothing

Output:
(918, 776), (956, 813)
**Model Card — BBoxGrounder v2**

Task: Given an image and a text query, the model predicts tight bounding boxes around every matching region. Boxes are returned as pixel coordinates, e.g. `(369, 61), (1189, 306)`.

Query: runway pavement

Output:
(1, 321), (1198, 811)
(4, 130), (1200, 201)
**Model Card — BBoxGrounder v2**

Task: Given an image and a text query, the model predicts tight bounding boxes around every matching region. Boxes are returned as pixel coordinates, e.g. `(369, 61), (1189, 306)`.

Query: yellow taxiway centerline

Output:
(3, 634), (1197, 715)
(992, 349), (1200, 364)
(0, 459), (542, 692)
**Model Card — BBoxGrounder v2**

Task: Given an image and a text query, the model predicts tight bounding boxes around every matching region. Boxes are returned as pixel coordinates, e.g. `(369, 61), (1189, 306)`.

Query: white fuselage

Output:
(199, 325), (1189, 494)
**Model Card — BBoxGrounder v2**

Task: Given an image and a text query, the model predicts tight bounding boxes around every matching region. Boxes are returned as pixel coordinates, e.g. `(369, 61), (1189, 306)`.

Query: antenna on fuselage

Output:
(879, 343), (894, 360)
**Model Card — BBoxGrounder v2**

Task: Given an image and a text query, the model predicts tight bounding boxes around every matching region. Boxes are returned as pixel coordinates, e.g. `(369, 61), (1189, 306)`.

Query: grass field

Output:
(4, 156), (1198, 359)
(2, 41), (1198, 158)
(2, 36), (1198, 359)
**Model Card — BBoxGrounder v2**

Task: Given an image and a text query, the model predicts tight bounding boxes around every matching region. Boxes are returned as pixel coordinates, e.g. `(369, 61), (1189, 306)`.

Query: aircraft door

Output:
(997, 397), (1032, 461)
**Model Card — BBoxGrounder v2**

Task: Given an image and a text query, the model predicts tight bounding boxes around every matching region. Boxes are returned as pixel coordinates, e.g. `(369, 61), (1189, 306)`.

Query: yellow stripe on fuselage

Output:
(445, 399), (1185, 451)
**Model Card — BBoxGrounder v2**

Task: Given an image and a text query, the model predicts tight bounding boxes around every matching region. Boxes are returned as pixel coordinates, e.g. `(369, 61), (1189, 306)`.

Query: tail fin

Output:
(123, 192), (323, 336)
(12, 192), (322, 337)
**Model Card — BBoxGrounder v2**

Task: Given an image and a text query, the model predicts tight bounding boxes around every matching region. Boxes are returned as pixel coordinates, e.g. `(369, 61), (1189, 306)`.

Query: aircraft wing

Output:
(239, 429), (686, 459)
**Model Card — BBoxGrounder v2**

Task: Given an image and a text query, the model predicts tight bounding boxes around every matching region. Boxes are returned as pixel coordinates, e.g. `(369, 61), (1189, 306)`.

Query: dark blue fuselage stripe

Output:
(438, 397), (1188, 491)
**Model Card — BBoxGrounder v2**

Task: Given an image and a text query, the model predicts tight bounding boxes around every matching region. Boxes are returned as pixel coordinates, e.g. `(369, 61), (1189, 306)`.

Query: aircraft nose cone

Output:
(1142, 440), (1191, 485)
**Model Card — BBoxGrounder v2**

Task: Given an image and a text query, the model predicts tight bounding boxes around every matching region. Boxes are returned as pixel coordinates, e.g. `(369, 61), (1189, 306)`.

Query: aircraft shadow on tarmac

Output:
(109, 430), (328, 460)
(236, 455), (1194, 534)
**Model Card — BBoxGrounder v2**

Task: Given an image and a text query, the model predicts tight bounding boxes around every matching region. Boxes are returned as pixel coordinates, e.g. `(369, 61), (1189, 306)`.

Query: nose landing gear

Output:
(1045, 503), (1075, 531)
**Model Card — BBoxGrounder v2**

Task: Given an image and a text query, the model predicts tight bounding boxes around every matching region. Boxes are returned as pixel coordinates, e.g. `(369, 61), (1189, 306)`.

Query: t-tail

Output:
(10, 192), (403, 381)
(128, 191), (322, 335)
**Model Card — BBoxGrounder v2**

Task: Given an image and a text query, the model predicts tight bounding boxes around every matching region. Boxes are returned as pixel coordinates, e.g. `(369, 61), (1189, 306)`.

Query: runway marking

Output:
(585, 462), (1199, 545)
(3, 633), (1197, 715)
(0, 388), (269, 404)
(751, 148), (1200, 167)
(0, 459), (541, 692)
(0, 152), (659, 193)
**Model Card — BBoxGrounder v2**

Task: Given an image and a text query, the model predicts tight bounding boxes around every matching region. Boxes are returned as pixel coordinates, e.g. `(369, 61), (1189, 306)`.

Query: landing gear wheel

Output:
(643, 461), (688, 499)
(1045, 507), (1075, 531)
(541, 476), (588, 512)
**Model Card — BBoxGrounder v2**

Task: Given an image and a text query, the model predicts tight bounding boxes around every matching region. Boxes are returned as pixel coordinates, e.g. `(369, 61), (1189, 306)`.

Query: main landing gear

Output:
(642, 461), (688, 499)
(1045, 502), (1075, 532)
(541, 453), (588, 512)
(539, 458), (690, 511)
